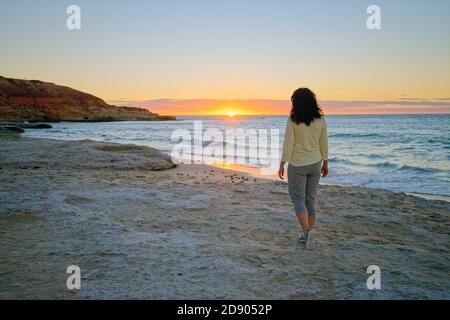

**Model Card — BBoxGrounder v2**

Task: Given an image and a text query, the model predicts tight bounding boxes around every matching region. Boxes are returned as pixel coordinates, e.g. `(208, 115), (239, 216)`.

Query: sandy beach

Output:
(0, 136), (449, 299)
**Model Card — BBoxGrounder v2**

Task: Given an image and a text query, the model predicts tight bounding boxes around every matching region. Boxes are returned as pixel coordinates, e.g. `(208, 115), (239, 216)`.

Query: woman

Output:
(278, 87), (328, 248)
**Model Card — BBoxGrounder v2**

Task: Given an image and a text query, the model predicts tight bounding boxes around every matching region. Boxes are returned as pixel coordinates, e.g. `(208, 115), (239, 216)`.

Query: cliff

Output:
(0, 76), (175, 122)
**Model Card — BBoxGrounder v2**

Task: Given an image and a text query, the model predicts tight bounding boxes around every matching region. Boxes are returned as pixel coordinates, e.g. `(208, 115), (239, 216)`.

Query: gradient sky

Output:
(1, 0), (449, 114)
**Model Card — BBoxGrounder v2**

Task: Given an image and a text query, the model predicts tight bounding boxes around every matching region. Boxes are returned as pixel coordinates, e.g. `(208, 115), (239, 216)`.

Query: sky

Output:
(1, 0), (449, 115)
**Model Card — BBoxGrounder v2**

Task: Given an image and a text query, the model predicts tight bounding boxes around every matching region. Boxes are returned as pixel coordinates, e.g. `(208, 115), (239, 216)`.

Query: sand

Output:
(0, 136), (449, 299)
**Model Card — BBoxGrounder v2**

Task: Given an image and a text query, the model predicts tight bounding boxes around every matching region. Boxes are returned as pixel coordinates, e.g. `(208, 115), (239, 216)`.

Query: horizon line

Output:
(159, 112), (450, 116)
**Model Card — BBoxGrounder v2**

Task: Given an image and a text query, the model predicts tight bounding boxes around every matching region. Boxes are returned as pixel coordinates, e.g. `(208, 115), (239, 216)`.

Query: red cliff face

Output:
(0, 76), (173, 122)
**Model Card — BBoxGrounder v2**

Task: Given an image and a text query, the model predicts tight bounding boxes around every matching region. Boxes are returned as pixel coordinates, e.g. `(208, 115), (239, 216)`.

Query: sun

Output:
(216, 106), (243, 117)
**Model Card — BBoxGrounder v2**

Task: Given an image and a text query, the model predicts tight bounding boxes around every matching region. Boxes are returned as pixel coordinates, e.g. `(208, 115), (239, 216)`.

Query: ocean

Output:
(24, 114), (450, 198)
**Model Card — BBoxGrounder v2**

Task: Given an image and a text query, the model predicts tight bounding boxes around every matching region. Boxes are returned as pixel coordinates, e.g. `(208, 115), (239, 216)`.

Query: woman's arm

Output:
(321, 160), (329, 177)
(278, 160), (287, 179)
(320, 118), (329, 177)
(279, 119), (294, 179)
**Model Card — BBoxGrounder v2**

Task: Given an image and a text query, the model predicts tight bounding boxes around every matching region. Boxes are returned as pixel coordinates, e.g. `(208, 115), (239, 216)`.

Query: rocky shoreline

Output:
(0, 136), (449, 299)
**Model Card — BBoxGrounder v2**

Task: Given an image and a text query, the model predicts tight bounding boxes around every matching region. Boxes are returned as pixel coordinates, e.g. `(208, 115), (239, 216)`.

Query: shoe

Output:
(298, 235), (306, 244)
(305, 229), (314, 248)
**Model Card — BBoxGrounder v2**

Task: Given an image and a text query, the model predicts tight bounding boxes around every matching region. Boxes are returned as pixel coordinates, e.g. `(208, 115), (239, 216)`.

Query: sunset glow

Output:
(107, 99), (450, 116)
(1, 1), (450, 115)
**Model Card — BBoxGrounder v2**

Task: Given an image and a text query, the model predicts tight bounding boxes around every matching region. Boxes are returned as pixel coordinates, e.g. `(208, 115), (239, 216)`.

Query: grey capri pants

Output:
(287, 160), (322, 216)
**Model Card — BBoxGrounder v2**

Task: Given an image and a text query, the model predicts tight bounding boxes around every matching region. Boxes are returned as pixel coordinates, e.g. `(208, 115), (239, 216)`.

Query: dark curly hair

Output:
(290, 87), (323, 126)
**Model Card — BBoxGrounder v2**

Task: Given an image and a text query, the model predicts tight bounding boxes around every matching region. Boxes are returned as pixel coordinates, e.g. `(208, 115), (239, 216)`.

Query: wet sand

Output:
(0, 136), (449, 299)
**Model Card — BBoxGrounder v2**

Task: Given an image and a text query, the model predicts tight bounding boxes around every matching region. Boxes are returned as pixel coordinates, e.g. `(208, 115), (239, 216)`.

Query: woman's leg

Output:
(305, 161), (322, 230)
(288, 164), (309, 235)
(296, 211), (309, 235)
(308, 215), (316, 230)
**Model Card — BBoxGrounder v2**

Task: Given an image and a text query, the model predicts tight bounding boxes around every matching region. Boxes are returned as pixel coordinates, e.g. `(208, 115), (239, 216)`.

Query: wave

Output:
(367, 153), (386, 160)
(398, 165), (442, 174)
(329, 132), (387, 139)
(368, 162), (442, 174)
(426, 137), (450, 144)
(200, 139), (275, 150)
(328, 159), (445, 175)
(370, 162), (400, 170)
(328, 157), (363, 166)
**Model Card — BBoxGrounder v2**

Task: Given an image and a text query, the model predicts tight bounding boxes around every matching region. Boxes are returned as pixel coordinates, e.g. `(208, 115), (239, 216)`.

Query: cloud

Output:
(323, 100), (450, 107)
(395, 97), (450, 101)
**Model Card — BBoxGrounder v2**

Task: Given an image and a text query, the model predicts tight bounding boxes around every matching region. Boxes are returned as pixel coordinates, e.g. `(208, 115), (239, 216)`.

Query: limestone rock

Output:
(0, 76), (175, 122)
